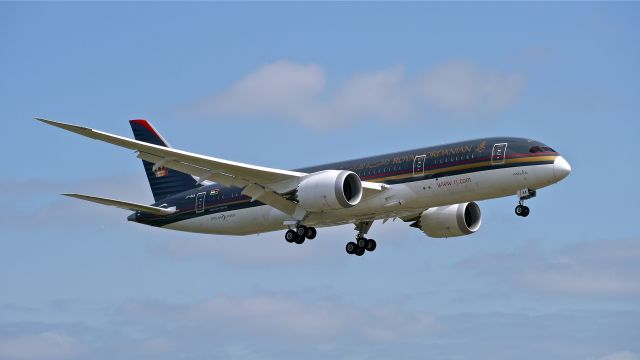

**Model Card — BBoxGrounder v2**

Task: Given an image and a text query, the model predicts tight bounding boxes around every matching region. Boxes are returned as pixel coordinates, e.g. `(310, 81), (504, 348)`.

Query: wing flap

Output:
(137, 152), (239, 187)
(137, 151), (299, 216)
(63, 193), (176, 215)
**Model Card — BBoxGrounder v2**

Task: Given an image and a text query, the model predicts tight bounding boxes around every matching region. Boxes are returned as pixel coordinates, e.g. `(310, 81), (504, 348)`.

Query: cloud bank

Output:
(0, 331), (83, 360)
(193, 60), (527, 130)
(2, 303), (637, 360)
(459, 238), (640, 297)
(116, 294), (437, 344)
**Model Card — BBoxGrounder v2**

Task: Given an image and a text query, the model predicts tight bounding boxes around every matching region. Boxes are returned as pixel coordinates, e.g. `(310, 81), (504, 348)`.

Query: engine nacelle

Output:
(296, 170), (363, 212)
(416, 202), (482, 238)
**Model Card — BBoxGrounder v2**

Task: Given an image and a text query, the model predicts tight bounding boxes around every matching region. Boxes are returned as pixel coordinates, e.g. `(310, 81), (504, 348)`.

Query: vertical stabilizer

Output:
(129, 119), (198, 202)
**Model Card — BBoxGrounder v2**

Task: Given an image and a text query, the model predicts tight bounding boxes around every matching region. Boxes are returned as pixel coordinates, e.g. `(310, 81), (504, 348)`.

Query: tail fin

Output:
(129, 119), (198, 202)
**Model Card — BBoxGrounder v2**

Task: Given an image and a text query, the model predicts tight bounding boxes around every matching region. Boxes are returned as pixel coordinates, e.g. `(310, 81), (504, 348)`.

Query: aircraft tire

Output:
(285, 230), (296, 243)
(305, 227), (317, 239)
(366, 239), (377, 252)
(296, 225), (307, 237)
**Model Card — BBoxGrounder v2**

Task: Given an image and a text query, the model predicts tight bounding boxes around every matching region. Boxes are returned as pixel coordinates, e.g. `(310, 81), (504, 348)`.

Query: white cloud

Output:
(595, 351), (640, 360)
(3, 309), (637, 360)
(209, 60), (325, 117)
(421, 61), (527, 115)
(459, 238), (640, 297)
(116, 294), (438, 343)
(0, 332), (83, 360)
(192, 59), (526, 131)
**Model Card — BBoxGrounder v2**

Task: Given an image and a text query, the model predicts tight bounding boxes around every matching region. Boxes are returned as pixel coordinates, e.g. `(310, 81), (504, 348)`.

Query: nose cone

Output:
(127, 212), (137, 222)
(553, 156), (571, 181)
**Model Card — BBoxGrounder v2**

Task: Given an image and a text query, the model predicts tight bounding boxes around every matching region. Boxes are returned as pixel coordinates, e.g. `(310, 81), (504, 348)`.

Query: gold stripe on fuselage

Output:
(368, 155), (558, 183)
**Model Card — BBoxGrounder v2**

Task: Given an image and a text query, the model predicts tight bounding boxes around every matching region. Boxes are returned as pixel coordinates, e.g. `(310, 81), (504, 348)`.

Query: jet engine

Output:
(414, 202), (482, 238)
(295, 170), (363, 212)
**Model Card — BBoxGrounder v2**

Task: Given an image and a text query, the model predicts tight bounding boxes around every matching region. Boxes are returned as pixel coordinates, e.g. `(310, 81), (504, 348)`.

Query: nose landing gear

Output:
(515, 188), (536, 217)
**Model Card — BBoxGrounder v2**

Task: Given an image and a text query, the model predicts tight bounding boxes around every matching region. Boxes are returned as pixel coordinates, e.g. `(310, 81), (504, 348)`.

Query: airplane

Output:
(36, 118), (571, 256)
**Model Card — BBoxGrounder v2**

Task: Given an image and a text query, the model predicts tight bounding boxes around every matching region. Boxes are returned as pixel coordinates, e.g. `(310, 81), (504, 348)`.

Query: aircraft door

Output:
(195, 192), (206, 213)
(491, 143), (507, 165)
(413, 155), (426, 176)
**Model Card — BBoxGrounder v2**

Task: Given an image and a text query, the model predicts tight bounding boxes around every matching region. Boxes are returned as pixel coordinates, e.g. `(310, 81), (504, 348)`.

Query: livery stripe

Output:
(367, 155), (557, 183)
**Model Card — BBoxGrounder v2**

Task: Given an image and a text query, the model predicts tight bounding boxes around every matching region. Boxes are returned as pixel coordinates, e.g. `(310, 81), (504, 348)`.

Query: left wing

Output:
(63, 193), (176, 215)
(37, 118), (385, 218)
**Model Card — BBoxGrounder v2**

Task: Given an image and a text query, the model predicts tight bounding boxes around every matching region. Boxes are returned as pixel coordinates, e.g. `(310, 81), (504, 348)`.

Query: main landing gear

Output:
(345, 221), (376, 257)
(284, 225), (317, 245)
(515, 188), (536, 217)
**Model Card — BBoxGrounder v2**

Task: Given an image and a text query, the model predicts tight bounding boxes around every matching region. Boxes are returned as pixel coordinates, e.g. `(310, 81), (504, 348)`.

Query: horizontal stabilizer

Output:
(63, 193), (176, 216)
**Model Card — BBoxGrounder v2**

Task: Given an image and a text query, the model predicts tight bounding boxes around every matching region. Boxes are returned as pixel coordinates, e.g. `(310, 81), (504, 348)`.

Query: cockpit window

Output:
(529, 146), (555, 153)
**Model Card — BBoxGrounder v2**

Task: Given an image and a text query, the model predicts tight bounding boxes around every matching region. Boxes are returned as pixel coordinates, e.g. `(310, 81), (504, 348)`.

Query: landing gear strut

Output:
(346, 221), (376, 256)
(515, 188), (536, 217)
(285, 224), (317, 245)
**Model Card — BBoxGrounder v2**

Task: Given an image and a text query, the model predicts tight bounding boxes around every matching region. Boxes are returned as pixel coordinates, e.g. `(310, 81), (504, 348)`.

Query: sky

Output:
(1, 2), (639, 360)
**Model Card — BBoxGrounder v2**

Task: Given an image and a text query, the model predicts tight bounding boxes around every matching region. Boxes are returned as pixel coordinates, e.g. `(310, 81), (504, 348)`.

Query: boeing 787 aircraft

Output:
(37, 118), (571, 256)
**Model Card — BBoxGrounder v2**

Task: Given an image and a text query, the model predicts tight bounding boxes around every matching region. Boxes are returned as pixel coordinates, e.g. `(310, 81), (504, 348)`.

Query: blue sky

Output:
(1, 2), (639, 360)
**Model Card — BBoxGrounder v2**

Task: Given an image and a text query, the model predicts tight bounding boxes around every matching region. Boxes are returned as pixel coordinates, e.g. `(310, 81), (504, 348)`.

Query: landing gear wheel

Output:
(294, 235), (305, 245)
(305, 227), (317, 240)
(365, 239), (377, 252)
(351, 221), (374, 257)
(285, 230), (297, 243)
(296, 225), (307, 237)
(346, 242), (357, 255)
(515, 189), (535, 218)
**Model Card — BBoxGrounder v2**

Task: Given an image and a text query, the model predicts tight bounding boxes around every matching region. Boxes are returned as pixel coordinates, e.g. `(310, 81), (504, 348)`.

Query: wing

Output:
(63, 193), (176, 215)
(37, 118), (385, 218)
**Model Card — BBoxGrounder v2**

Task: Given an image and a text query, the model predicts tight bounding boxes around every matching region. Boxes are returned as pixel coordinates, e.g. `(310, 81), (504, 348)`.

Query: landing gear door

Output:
(195, 192), (206, 213)
(491, 143), (507, 165)
(413, 155), (426, 176)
